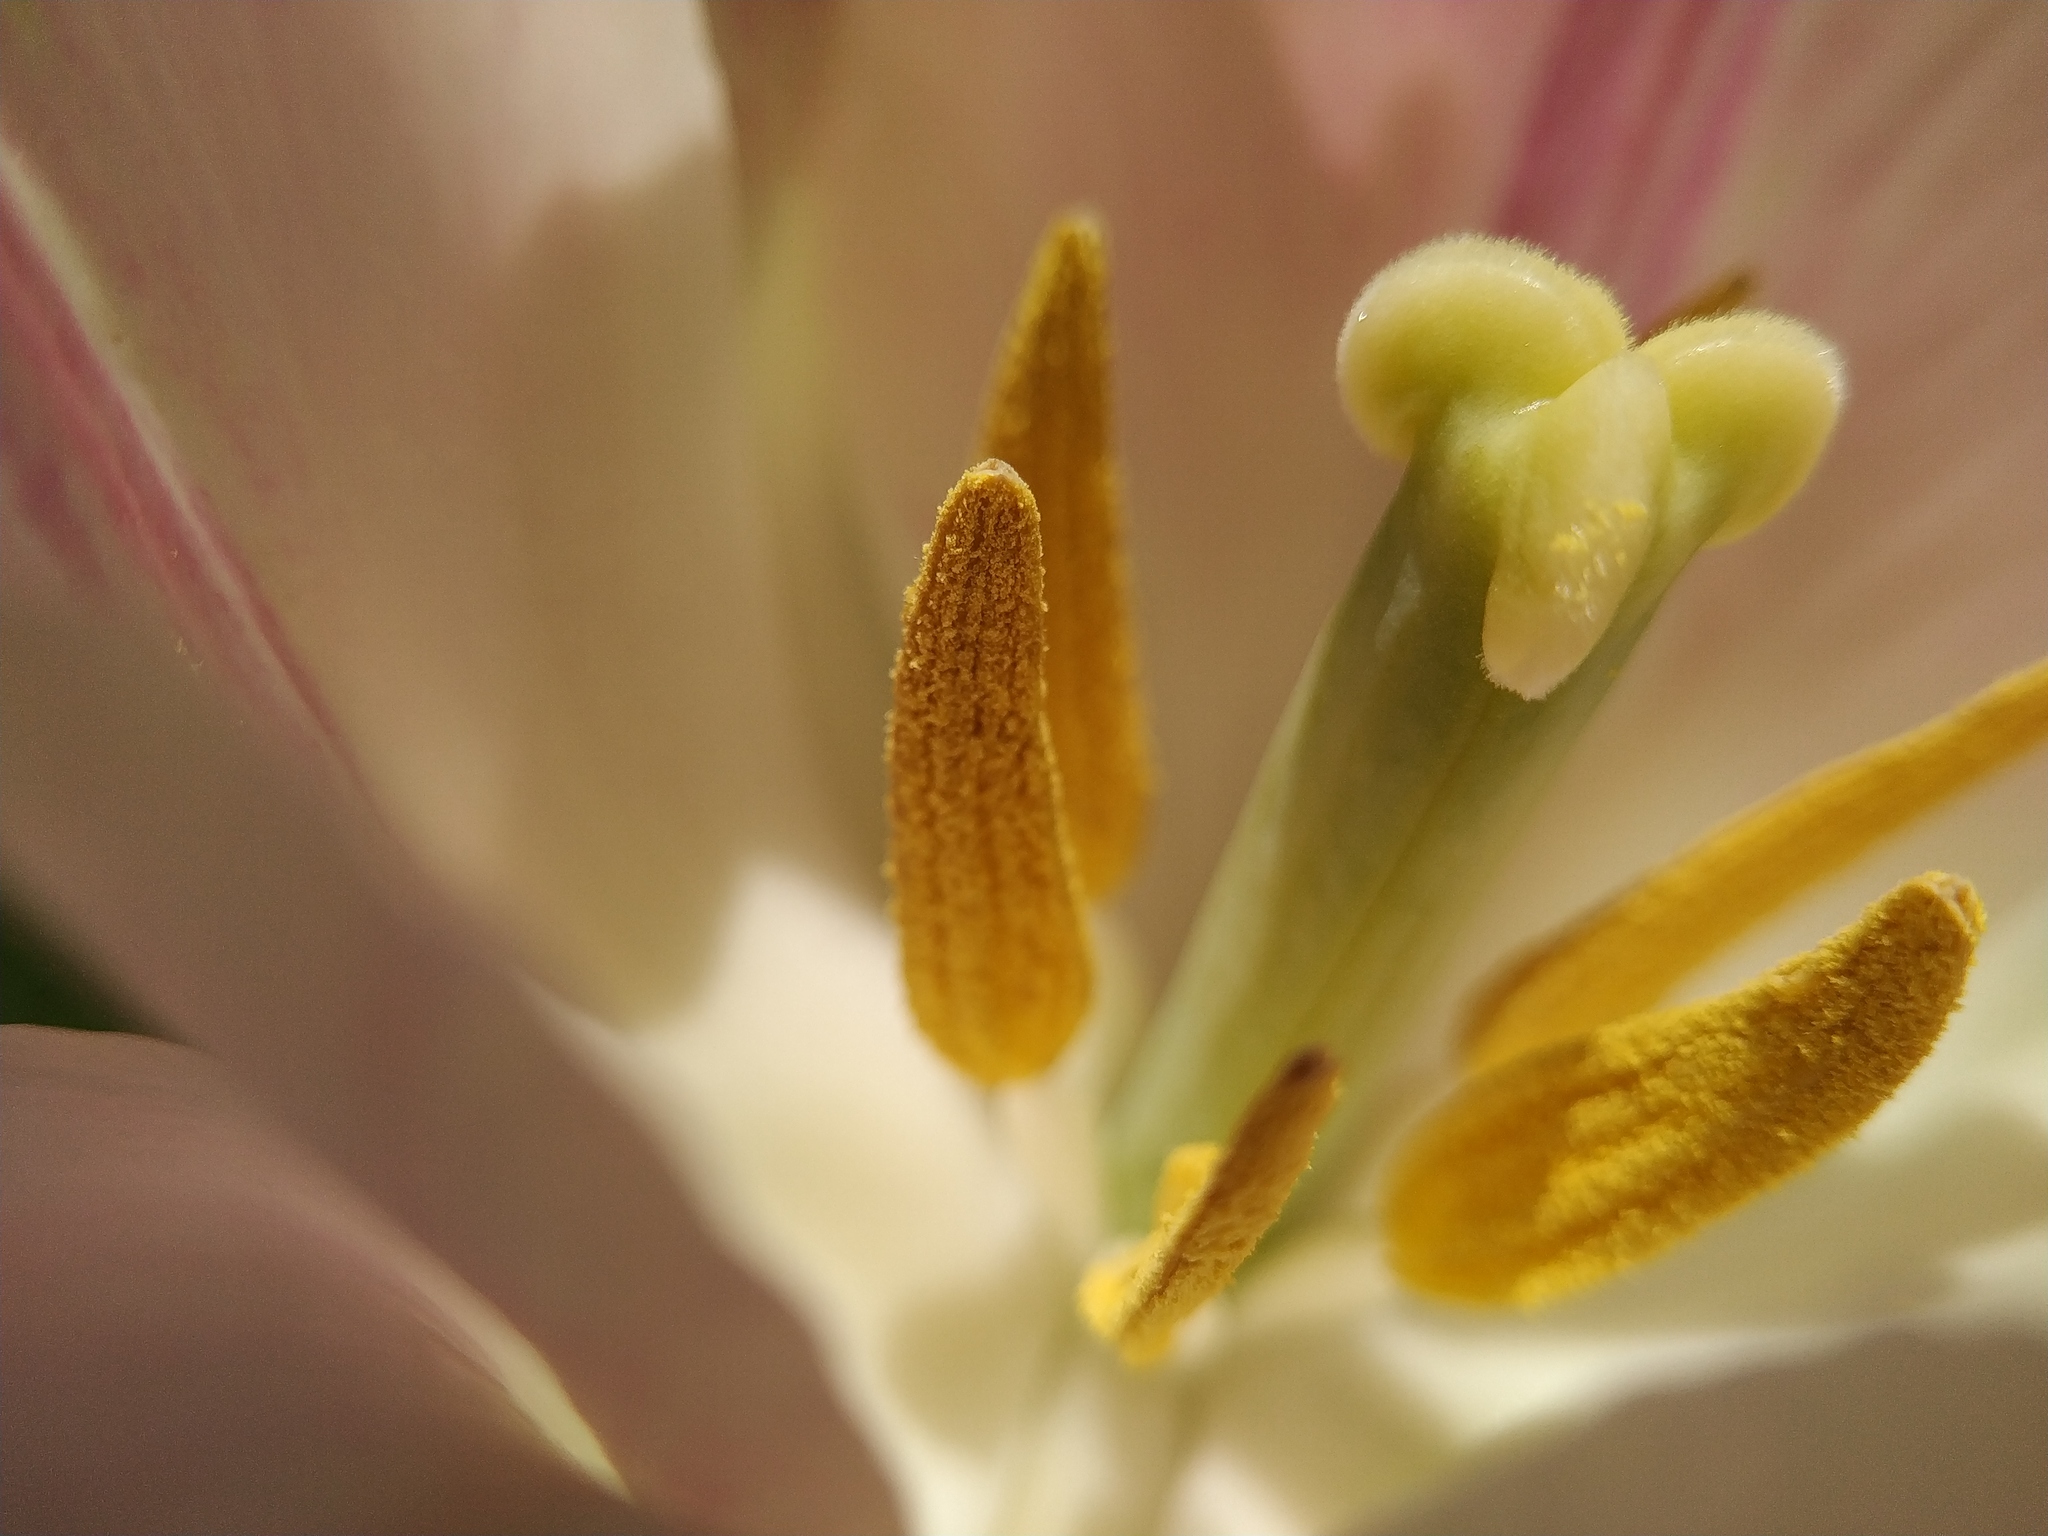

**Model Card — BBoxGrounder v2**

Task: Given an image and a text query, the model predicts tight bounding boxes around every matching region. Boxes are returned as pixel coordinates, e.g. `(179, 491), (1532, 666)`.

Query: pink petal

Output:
(1264, 0), (1788, 315)
(1491, 0), (1783, 317)
(1258, 1), (1569, 206)
(0, 0), (802, 1015)
(0, 1024), (660, 1536)
(0, 586), (897, 1535)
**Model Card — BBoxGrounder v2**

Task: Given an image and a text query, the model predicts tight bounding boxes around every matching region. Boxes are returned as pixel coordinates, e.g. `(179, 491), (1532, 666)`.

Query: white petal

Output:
(0, 2), (806, 1014)
(571, 864), (1134, 1535)
(0, 584), (893, 1533)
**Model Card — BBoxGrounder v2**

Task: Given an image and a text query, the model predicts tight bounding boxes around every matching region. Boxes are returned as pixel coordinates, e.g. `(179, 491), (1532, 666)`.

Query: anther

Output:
(1465, 659), (2048, 1072)
(1643, 269), (1757, 339)
(1388, 875), (1984, 1307)
(980, 213), (1152, 897)
(1080, 1047), (1340, 1364)
(885, 462), (1091, 1083)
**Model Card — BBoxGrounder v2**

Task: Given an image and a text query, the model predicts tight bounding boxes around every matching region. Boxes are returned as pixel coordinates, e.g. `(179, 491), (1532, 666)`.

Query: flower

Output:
(3, 4), (2044, 1534)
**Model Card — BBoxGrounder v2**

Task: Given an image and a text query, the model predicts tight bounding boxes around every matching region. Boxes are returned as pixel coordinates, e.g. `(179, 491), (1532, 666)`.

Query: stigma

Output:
(1338, 236), (1843, 699)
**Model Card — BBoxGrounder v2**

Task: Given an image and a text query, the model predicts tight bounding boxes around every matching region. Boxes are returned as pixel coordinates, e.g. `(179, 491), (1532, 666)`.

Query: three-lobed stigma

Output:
(1338, 236), (1844, 698)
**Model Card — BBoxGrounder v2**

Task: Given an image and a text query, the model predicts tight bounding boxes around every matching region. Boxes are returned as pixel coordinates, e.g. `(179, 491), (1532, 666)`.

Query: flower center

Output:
(879, 222), (2048, 1365)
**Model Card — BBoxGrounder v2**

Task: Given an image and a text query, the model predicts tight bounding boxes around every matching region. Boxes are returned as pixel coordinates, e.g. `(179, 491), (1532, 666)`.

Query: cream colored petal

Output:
(570, 861), (1160, 1536)
(0, 1), (805, 1015)
(0, 585), (893, 1534)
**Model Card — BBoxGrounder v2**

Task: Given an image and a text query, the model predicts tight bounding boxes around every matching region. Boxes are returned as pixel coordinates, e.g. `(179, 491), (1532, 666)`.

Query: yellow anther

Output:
(980, 213), (1152, 898)
(1080, 1047), (1340, 1365)
(1643, 269), (1757, 339)
(1387, 874), (1984, 1308)
(1465, 659), (2048, 1072)
(885, 462), (1091, 1083)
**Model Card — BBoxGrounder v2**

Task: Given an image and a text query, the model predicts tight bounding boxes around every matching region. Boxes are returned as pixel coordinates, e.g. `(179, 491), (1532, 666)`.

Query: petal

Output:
(1256, 1), (1570, 202)
(0, 585), (896, 1534)
(0, 0), (809, 1014)
(0, 1025), (656, 1536)
(1387, 1328), (2048, 1536)
(571, 864), (1112, 1536)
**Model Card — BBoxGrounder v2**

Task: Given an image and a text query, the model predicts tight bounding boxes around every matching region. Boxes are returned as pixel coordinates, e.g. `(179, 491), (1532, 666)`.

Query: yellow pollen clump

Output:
(1080, 1047), (1341, 1364)
(1464, 658), (2048, 1072)
(885, 462), (1090, 1083)
(980, 213), (1152, 898)
(1386, 874), (1984, 1307)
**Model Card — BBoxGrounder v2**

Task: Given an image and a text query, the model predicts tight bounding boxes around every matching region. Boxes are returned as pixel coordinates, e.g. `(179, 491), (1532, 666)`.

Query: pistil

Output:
(1099, 238), (1843, 1234)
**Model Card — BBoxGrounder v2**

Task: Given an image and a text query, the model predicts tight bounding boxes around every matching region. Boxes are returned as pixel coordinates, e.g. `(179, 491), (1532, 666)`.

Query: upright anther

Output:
(886, 462), (1091, 1083)
(980, 213), (1152, 898)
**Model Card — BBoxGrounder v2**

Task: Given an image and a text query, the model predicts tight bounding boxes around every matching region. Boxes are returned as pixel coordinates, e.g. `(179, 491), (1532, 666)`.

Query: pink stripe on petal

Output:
(0, 169), (346, 758)
(1498, 0), (1783, 319)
